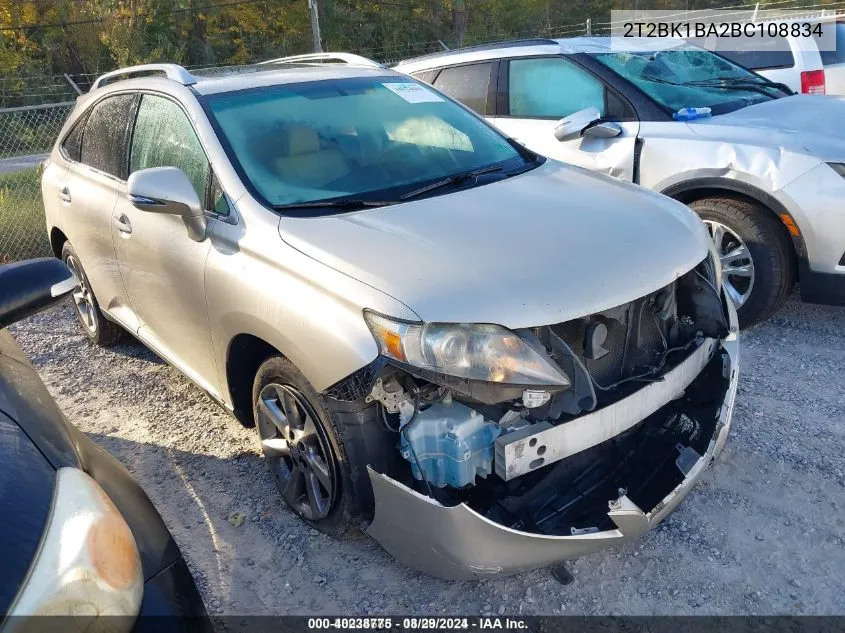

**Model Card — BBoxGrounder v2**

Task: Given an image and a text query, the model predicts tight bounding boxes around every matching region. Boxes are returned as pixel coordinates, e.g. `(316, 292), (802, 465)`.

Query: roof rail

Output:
(258, 52), (384, 68)
(397, 38), (559, 65)
(91, 63), (197, 90)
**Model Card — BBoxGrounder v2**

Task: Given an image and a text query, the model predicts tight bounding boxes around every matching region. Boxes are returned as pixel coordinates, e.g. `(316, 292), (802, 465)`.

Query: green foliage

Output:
(0, 167), (49, 263)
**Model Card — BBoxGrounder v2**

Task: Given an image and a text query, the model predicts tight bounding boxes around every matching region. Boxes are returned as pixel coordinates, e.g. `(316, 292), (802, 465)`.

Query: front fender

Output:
(205, 203), (418, 402)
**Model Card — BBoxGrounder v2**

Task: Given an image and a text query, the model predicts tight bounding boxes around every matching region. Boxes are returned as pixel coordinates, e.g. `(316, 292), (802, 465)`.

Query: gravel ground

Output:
(9, 296), (845, 616)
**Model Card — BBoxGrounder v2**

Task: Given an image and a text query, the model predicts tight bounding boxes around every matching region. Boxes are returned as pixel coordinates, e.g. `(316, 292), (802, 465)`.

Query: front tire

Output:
(252, 355), (359, 536)
(61, 242), (122, 346)
(690, 197), (795, 328)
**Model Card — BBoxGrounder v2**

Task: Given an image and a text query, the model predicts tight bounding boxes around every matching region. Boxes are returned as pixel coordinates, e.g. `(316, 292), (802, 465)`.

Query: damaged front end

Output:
(328, 258), (739, 580)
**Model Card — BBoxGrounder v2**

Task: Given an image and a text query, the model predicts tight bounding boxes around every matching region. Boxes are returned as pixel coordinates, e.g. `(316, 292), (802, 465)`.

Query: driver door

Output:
(112, 93), (220, 394)
(492, 56), (640, 182)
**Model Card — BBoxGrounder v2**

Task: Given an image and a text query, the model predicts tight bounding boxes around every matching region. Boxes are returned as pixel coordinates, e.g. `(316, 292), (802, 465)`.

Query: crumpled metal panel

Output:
(365, 294), (739, 580)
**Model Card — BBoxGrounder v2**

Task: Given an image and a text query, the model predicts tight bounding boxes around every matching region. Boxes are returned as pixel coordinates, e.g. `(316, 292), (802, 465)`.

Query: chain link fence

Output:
(0, 102), (73, 263)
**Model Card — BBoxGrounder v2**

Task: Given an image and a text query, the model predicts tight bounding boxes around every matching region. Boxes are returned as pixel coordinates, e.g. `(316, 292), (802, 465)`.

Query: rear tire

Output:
(690, 197), (795, 328)
(252, 355), (360, 537)
(61, 242), (122, 346)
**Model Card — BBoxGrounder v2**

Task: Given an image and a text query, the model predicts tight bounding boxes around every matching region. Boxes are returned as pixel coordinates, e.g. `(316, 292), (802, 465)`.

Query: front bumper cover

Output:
(365, 297), (739, 580)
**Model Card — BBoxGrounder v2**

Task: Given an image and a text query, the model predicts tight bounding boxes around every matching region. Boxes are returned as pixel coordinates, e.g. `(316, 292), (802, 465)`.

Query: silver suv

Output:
(42, 53), (738, 579)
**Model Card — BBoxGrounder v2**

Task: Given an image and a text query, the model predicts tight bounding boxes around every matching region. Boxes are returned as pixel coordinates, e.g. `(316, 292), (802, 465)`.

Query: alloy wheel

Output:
(704, 220), (755, 308)
(256, 383), (338, 521)
(65, 255), (98, 335)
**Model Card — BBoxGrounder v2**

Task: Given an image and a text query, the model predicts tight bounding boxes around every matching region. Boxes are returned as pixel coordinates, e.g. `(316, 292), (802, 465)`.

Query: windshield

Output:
(203, 76), (528, 208)
(592, 47), (787, 116)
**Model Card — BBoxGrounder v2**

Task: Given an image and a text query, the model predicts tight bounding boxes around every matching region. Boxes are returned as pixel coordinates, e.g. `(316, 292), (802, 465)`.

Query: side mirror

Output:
(554, 107), (603, 142)
(583, 121), (622, 138)
(127, 166), (207, 241)
(0, 258), (76, 329)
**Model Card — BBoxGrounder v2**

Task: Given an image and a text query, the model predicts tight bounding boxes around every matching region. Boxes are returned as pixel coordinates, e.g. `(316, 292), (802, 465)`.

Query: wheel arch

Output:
(50, 227), (68, 259)
(661, 177), (806, 279)
(225, 333), (282, 426)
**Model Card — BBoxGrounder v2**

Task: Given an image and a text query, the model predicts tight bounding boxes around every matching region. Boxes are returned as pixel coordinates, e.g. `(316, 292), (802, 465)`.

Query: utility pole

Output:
(308, 0), (323, 53)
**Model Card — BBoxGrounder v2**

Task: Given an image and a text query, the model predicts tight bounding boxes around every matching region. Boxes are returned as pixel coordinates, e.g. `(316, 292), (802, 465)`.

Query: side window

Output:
(80, 94), (136, 177)
(717, 36), (794, 70)
(130, 94), (210, 202)
(61, 112), (87, 162)
(432, 62), (493, 114)
(410, 68), (440, 85)
(508, 57), (605, 119)
(209, 174), (230, 217)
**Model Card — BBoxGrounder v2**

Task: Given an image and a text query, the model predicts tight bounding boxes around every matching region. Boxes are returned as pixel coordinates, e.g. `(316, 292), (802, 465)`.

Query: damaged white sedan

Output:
(43, 55), (739, 580)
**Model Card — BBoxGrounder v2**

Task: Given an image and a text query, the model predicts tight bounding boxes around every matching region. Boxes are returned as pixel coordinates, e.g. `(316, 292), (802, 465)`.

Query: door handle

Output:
(58, 186), (71, 203)
(113, 214), (132, 234)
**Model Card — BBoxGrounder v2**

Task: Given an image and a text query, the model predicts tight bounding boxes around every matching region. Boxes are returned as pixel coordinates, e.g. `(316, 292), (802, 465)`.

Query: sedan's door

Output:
(492, 56), (640, 181)
(112, 93), (219, 394)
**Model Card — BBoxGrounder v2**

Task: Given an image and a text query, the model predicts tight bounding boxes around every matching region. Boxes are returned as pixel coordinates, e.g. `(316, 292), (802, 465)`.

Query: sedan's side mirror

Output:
(583, 121), (622, 138)
(0, 258), (76, 329)
(554, 107), (603, 142)
(127, 166), (207, 242)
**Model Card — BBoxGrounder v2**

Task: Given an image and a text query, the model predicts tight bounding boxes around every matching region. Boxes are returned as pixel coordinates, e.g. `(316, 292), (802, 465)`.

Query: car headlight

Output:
(364, 311), (571, 387)
(7, 468), (143, 624)
(827, 162), (845, 177)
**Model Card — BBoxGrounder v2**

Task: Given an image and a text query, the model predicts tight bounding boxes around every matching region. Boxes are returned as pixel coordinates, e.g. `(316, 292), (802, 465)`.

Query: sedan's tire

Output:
(690, 197), (795, 328)
(61, 242), (122, 346)
(252, 355), (359, 537)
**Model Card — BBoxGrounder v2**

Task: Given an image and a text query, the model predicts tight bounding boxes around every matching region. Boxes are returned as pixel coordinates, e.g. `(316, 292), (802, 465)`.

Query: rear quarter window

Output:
(717, 35), (795, 69)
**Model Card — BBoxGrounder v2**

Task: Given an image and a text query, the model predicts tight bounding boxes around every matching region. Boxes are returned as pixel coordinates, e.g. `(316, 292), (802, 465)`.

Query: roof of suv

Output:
(87, 55), (399, 98)
(394, 36), (686, 73)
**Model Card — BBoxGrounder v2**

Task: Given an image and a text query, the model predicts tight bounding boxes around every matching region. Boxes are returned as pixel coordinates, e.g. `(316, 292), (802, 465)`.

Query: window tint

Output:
(508, 57), (605, 119)
(432, 63), (493, 114)
(80, 94), (136, 177)
(411, 69), (440, 84)
(717, 36), (794, 69)
(61, 114), (86, 162)
(817, 23), (845, 66)
(130, 94), (210, 200)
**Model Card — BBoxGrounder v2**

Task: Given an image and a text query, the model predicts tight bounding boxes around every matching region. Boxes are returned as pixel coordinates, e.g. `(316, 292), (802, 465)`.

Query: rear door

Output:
(112, 92), (219, 394)
(492, 56), (640, 181)
(54, 94), (140, 330)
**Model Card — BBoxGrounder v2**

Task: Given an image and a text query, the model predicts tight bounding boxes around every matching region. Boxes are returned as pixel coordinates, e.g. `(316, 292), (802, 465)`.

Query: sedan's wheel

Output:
(703, 219), (755, 308)
(60, 242), (121, 346)
(690, 197), (795, 328)
(252, 355), (360, 536)
(257, 383), (337, 521)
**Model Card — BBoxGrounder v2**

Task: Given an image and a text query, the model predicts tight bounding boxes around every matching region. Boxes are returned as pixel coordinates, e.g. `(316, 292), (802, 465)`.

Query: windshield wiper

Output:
(688, 75), (793, 95)
(399, 164), (505, 201)
(272, 199), (397, 211)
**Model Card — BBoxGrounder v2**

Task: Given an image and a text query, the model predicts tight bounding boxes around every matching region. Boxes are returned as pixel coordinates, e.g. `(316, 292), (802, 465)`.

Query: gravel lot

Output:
(9, 296), (845, 616)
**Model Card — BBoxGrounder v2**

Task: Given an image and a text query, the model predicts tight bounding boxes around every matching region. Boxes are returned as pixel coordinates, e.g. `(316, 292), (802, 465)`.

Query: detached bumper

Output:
(365, 304), (739, 580)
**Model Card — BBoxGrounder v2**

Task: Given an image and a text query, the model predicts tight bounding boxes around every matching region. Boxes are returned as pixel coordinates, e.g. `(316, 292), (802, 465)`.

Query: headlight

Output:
(364, 311), (570, 387)
(827, 162), (845, 177)
(7, 468), (143, 625)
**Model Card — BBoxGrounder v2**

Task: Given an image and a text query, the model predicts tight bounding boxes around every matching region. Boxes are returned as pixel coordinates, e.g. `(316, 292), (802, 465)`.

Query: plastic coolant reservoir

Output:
(400, 401), (501, 488)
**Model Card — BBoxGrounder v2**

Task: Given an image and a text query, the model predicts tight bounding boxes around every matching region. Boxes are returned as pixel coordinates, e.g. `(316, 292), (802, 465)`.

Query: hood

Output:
(278, 161), (709, 328)
(688, 95), (845, 161)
